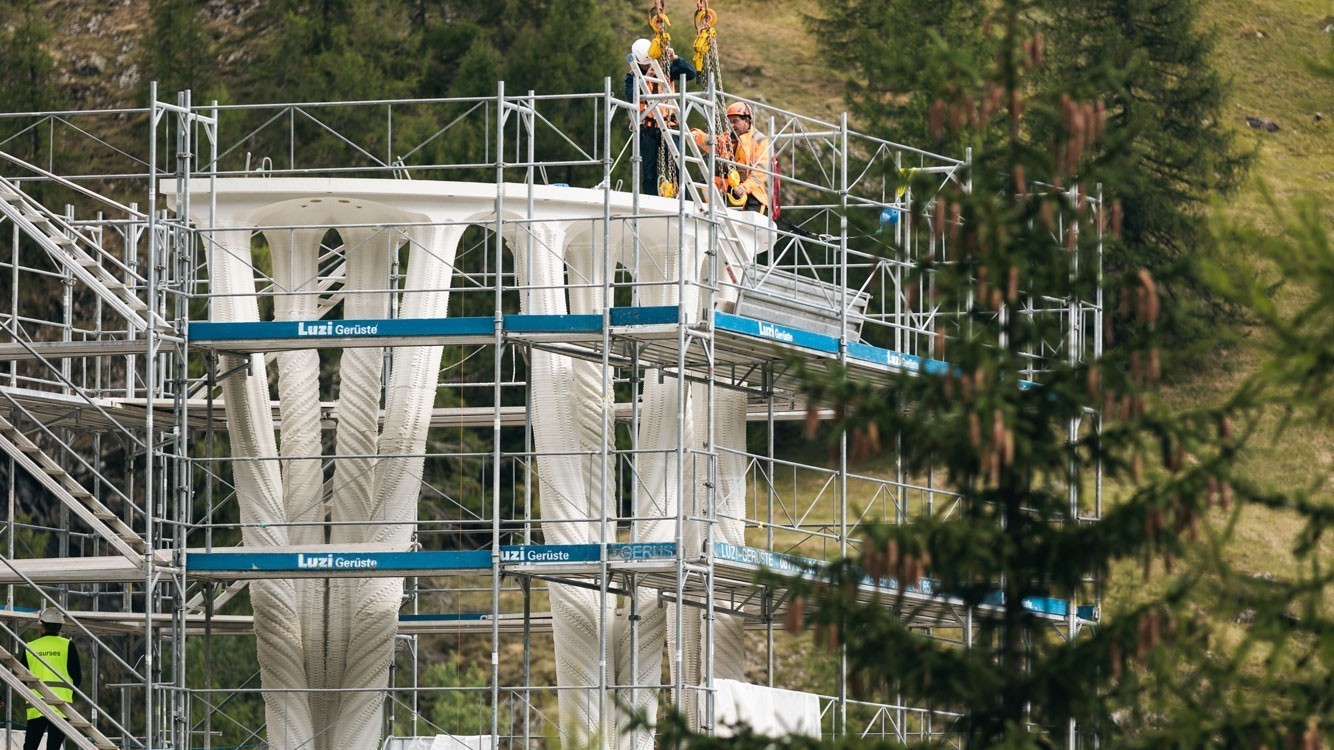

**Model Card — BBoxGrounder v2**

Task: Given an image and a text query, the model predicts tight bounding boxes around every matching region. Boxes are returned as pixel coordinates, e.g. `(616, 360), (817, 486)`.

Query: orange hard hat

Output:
(725, 102), (752, 119)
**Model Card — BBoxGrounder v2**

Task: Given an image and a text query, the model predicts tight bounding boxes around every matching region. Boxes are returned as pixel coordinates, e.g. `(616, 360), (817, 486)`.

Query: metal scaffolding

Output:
(0, 79), (1103, 750)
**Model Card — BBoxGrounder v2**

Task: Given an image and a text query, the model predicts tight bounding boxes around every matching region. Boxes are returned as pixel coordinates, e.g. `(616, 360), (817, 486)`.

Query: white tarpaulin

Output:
(382, 734), (495, 750)
(701, 679), (823, 738)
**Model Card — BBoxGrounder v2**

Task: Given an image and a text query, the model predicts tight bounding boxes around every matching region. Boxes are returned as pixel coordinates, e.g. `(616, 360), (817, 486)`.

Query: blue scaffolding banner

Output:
(189, 306), (684, 344)
(713, 312), (841, 354)
(607, 542), (677, 561)
(609, 306), (679, 327)
(713, 541), (821, 576)
(713, 542), (936, 594)
(189, 317), (495, 343)
(186, 549), (493, 573)
(498, 542), (678, 564)
(398, 613), (489, 622)
(498, 544), (600, 564)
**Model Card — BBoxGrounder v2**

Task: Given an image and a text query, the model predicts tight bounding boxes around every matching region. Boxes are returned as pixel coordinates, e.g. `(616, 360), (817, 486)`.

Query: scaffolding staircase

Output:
(0, 643), (118, 750)
(0, 176), (155, 333)
(0, 413), (146, 564)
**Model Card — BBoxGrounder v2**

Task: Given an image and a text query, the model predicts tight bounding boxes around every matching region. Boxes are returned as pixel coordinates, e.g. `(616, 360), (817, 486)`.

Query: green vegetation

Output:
(0, 0), (61, 200)
(809, 0), (1250, 348)
(145, 0), (216, 100)
(787, 1), (1230, 743)
(0, 0), (58, 120)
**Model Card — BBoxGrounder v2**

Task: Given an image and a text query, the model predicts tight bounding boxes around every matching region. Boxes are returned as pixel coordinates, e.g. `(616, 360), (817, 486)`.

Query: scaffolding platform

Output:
(0, 606), (551, 637)
(185, 542), (1093, 628)
(0, 385), (826, 433)
(186, 308), (971, 394)
(0, 553), (176, 585)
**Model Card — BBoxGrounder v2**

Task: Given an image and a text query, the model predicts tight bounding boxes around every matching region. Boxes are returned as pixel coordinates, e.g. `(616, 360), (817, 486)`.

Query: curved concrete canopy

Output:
(162, 177), (775, 235)
(163, 176), (770, 750)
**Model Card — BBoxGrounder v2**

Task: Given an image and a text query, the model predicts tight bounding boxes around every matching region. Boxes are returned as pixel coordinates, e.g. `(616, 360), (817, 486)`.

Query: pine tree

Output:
(1038, 0), (1249, 347)
(295, 0), (422, 102)
(144, 0), (217, 100)
(808, 0), (1247, 347)
(416, 0), (515, 96)
(502, 0), (619, 184)
(231, 0), (423, 170)
(0, 0), (61, 160)
(805, 0), (987, 148)
(659, 2), (1259, 746)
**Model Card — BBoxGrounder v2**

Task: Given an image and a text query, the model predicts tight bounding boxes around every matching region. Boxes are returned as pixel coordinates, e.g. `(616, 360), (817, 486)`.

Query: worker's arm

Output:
(668, 56), (697, 83)
(67, 642), (82, 689)
(624, 72), (635, 102)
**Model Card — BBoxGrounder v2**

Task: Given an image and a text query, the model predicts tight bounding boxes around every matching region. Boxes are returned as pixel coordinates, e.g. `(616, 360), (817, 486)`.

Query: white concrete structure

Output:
(169, 178), (772, 750)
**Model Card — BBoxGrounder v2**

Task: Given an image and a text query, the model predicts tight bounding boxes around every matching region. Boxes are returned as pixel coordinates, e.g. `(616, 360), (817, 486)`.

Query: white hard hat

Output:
(631, 39), (652, 66)
(38, 607), (64, 625)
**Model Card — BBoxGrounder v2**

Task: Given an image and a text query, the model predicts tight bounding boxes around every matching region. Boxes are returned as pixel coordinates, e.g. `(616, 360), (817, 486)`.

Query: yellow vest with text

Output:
(25, 635), (73, 720)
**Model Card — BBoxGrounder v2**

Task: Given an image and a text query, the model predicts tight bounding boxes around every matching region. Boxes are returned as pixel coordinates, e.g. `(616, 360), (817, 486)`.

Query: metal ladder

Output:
(0, 643), (119, 750)
(0, 176), (155, 333)
(0, 413), (146, 564)
(630, 65), (759, 290)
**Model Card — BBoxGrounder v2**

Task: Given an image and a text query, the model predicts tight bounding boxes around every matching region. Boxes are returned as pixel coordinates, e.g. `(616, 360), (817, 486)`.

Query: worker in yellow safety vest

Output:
(21, 607), (82, 750)
(723, 102), (771, 214)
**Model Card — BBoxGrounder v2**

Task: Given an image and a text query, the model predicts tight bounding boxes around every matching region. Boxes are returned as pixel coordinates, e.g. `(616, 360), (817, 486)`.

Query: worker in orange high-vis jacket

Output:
(723, 102), (771, 214)
(625, 38), (696, 196)
(22, 608), (82, 750)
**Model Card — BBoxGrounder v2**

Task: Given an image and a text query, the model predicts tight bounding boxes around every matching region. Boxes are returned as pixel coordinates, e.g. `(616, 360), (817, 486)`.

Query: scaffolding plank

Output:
(1, 386), (825, 434)
(0, 338), (156, 362)
(0, 555), (172, 585)
(180, 540), (1088, 626)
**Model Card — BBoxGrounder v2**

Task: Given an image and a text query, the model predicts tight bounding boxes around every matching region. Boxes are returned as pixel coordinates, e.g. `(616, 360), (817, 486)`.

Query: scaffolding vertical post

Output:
(765, 368), (775, 688)
(490, 77), (507, 750)
(671, 75), (689, 729)
(144, 79), (161, 750)
(597, 73), (616, 750)
(836, 111), (851, 740)
(171, 86), (191, 750)
(601, 75), (635, 750)
(698, 69), (716, 738)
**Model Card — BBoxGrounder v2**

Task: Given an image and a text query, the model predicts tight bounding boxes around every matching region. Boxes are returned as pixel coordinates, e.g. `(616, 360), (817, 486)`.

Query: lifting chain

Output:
(692, 0), (737, 191)
(692, 0), (720, 75)
(647, 0), (673, 72)
(648, 0), (678, 197)
(659, 146), (678, 198)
